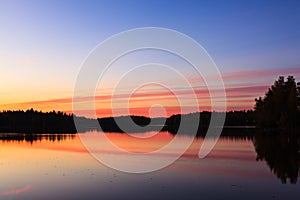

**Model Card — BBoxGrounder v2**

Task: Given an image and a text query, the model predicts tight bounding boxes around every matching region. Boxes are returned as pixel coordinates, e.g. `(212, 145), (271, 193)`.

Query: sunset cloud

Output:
(0, 185), (32, 196)
(1, 67), (298, 117)
(222, 66), (300, 82)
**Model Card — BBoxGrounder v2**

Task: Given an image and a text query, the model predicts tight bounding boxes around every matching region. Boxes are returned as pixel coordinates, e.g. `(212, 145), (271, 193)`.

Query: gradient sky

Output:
(0, 0), (300, 117)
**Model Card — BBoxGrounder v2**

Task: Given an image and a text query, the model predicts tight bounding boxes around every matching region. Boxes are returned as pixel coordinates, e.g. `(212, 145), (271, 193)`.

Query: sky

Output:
(0, 0), (300, 117)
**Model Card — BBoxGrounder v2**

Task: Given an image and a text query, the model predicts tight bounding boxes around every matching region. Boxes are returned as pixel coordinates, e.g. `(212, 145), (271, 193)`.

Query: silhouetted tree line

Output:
(96, 111), (256, 136)
(0, 109), (255, 135)
(251, 76), (300, 184)
(254, 76), (300, 132)
(98, 116), (152, 132)
(0, 76), (298, 135)
(166, 111), (255, 136)
(0, 109), (78, 133)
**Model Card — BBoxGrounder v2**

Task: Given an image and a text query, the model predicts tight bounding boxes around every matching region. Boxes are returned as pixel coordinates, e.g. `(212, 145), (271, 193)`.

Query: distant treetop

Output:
(254, 76), (300, 131)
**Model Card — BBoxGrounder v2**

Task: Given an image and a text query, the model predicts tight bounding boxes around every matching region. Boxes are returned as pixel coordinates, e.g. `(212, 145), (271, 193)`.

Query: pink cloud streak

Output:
(0, 185), (32, 196)
(1, 66), (298, 116)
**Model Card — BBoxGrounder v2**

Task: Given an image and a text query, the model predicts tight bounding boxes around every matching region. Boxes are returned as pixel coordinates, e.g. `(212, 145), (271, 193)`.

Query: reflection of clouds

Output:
(0, 185), (32, 196)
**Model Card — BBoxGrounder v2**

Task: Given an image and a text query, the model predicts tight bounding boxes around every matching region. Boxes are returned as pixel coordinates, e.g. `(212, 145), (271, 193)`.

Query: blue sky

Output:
(0, 0), (299, 114)
(1, 0), (299, 71)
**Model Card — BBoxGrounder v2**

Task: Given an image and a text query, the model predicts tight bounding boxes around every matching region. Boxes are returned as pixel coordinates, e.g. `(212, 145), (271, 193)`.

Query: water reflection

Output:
(1, 131), (300, 200)
(0, 133), (75, 143)
(1, 130), (300, 185)
(253, 132), (300, 184)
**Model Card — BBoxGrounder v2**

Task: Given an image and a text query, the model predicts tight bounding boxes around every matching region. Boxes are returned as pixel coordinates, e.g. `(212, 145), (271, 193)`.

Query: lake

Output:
(0, 131), (299, 200)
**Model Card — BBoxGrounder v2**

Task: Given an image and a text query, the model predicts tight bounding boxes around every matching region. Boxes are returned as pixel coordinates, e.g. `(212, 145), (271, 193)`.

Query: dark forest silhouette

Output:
(252, 76), (300, 184)
(165, 111), (255, 136)
(0, 76), (299, 184)
(255, 76), (300, 132)
(0, 109), (78, 133)
(0, 76), (298, 136)
(0, 109), (255, 135)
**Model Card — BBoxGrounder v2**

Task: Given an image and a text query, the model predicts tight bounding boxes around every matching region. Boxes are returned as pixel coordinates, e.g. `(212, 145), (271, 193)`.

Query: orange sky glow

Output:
(1, 67), (299, 118)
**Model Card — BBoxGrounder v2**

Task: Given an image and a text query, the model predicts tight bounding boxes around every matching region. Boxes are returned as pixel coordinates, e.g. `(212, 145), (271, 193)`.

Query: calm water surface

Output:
(0, 132), (299, 200)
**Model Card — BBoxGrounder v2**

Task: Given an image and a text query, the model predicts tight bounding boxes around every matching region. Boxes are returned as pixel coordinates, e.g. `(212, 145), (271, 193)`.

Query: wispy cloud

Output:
(222, 66), (300, 82)
(0, 185), (32, 196)
(1, 67), (298, 116)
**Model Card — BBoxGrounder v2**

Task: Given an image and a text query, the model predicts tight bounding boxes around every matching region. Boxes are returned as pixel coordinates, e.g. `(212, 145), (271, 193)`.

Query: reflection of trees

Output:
(0, 134), (75, 144)
(253, 132), (300, 184)
(253, 76), (300, 184)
